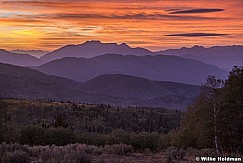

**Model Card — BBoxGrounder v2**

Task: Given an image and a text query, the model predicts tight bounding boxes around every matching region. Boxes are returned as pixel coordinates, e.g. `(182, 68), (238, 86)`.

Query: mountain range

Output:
(41, 41), (154, 62)
(159, 45), (243, 70)
(34, 54), (227, 85)
(1, 41), (241, 109)
(1, 41), (242, 72)
(0, 62), (201, 109)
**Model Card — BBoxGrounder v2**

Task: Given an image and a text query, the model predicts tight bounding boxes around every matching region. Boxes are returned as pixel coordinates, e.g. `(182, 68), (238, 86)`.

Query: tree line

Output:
(0, 99), (181, 151)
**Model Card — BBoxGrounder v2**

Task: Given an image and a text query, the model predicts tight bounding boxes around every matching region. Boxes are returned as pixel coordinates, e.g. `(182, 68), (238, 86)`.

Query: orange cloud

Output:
(0, 0), (243, 51)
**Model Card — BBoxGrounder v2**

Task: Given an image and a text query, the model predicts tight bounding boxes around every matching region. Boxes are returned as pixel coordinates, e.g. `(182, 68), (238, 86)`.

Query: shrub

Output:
(20, 125), (45, 145)
(200, 148), (218, 157)
(45, 127), (76, 146)
(129, 132), (161, 151)
(186, 147), (201, 156)
(165, 146), (186, 161)
(1, 150), (30, 163)
(104, 144), (134, 156)
(73, 152), (91, 163)
(159, 134), (171, 149)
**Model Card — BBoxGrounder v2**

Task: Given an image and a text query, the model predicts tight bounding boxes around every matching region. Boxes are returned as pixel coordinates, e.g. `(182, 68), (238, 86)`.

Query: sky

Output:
(0, 0), (243, 51)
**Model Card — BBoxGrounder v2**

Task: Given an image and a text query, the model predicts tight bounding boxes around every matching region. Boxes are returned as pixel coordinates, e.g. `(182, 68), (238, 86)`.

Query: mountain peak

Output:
(0, 49), (9, 53)
(192, 45), (205, 49)
(83, 40), (102, 45)
(119, 43), (130, 48)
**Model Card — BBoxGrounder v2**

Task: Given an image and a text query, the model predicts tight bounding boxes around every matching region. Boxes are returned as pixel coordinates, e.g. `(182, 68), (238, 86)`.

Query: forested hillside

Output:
(0, 99), (181, 150)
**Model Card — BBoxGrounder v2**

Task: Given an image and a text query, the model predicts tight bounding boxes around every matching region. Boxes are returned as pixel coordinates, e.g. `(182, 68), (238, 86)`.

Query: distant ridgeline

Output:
(0, 62), (201, 110)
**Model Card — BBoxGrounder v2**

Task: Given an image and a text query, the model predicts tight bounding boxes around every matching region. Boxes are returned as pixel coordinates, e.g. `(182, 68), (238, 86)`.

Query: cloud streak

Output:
(166, 33), (228, 37)
(170, 8), (224, 14)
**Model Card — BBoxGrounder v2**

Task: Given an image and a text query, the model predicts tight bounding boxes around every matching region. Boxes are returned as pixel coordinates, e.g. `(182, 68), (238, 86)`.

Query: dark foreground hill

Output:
(35, 54), (227, 85)
(82, 74), (200, 100)
(0, 63), (201, 109)
(0, 62), (108, 103)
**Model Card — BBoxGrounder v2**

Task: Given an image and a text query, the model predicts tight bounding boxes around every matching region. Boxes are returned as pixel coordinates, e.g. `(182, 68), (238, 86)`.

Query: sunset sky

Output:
(0, 0), (243, 51)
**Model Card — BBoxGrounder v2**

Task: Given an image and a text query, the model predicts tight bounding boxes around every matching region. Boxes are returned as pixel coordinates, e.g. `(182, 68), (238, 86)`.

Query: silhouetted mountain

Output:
(0, 49), (43, 66)
(0, 62), (129, 105)
(35, 54), (228, 85)
(81, 74), (201, 109)
(11, 49), (49, 58)
(82, 74), (200, 100)
(41, 40), (154, 62)
(159, 45), (243, 70)
(0, 63), (201, 109)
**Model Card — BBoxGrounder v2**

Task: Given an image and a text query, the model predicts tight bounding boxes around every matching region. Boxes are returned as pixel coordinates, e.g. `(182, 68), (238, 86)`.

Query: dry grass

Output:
(91, 152), (197, 163)
(0, 143), (241, 163)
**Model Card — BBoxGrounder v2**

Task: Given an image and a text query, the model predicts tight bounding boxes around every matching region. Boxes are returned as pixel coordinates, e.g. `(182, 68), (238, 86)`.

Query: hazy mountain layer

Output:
(0, 62), (201, 109)
(2, 43), (242, 70)
(11, 50), (49, 58)
(0, 49), (43, 66)
(35, 54), (227, 85)
(159, 45), (243, 70)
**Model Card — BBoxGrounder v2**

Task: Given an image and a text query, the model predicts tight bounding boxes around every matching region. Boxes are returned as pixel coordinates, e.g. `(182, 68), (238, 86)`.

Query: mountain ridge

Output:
(35, 54), (228, 85)
(82, 74), (200, 100)
(0, 62), (201, 109)
(40, 40), (154, 62)
(0, 49), (44, 66)
(11, 49), (49, 58)
(1, 43), (242, 69)
(159, 45), (243, 70)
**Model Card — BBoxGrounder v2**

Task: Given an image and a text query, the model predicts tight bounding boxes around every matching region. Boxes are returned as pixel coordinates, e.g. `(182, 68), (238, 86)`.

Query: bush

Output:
(159, 134), (171, 149)
(186, 147), (201, 156)
(1, 150), (30, 163)
(20, 125), (76, 146)
(0, 143), (93, 163)
(165, 146), (186, 161)
(45, 127), (76, 146)
(20, 125), (45, 145)
(104, 144), (134, 156)
(74, 152), (91, 163)
(130, 132), (160, 151)
(200, 148), (218, 157)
